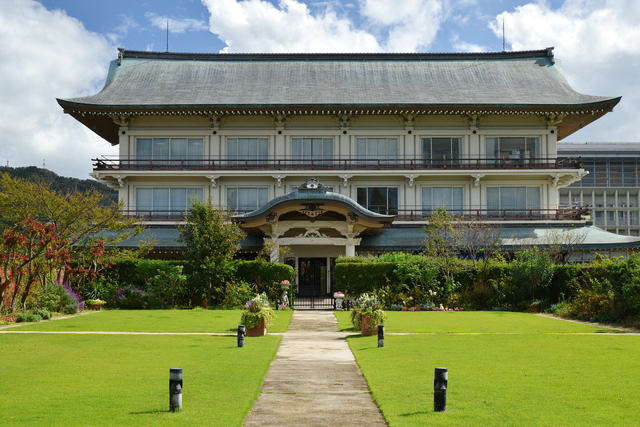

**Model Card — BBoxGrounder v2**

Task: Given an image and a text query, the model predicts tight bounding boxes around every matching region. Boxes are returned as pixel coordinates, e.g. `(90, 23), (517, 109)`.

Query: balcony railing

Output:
(124, 206), (588, 222)
(93, 156), (582, 171)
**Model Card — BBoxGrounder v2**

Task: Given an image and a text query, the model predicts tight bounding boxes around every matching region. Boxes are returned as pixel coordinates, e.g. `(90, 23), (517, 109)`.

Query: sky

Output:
(1, 0), (639, 179)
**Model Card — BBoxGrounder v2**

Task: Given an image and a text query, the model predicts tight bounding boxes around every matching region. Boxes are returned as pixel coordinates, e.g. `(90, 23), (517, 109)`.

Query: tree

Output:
(0, 174), (145, 311)
(178, 199), (245, 307)
(423, 207), (464, 297)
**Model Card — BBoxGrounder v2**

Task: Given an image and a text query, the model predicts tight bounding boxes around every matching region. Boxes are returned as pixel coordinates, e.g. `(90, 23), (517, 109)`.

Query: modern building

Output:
(57, 47), (639, 294)
(559, 142), (640, 236)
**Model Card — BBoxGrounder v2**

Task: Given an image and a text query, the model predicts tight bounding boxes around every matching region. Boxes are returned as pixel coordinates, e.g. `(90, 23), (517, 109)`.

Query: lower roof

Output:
(118, 223), (640, 253)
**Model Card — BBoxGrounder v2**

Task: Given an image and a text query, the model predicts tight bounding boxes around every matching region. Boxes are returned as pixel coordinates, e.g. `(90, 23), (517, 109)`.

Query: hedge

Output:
(235, 260), (296, 302)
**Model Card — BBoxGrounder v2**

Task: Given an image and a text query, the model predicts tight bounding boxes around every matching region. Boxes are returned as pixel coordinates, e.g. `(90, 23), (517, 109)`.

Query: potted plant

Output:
(241, 293), (276, 337)
(351, 293), (387, 336)
(525, 300), (542, 312)
(85, 299), (106, 310)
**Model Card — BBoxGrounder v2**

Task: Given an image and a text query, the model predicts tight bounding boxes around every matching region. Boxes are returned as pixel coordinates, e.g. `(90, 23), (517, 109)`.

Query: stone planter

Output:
(360, 313), (377, 336)
(334, 293), (344, 310)
(246, 321), (267, 337)
(280, 283), (290, 306)
(86, 303), (104, 310)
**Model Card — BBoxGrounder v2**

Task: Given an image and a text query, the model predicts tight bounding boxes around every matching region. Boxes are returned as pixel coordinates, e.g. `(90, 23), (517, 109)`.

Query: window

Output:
(595, 211), (604, 226)
(227, 187), (268, 212)
(486, 137), (539, 161)
(422, 138), (462, 162)
(356, 138), (398, 164)
(623, 160), (637, 187)
(422, 187), (463, 214)
(486, 187), (540, 215)
(227, 138), (269, 164)
(136, 188), (203, 215)
(137, 138), (203, 165)
(595, 159), (608, 186)
(580, 158), (595, 187)
(356, 187), (398, 214)
(291, 138), (333, 164)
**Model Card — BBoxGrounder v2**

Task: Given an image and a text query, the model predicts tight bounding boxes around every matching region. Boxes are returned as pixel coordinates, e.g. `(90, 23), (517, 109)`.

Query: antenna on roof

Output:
(502, 18), (505, 52)
(166, 19), (169, 52)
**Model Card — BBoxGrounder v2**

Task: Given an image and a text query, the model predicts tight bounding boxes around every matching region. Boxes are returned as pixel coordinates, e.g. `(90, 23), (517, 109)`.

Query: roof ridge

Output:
(116, 47), (555, 63)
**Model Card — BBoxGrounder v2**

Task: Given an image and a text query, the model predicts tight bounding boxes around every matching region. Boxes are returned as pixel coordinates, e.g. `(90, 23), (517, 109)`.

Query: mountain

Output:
(0, 166), (118, 205)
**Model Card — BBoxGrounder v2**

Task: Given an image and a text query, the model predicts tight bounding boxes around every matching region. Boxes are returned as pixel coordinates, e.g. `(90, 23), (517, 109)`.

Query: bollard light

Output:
(169, 368), (183, 412)
(276, 299), (280, 310)
(238, 325), (245, 348)
(346, 299), (351, 310)
(434, 367), (448, 412)
(378, 324), (385, 348)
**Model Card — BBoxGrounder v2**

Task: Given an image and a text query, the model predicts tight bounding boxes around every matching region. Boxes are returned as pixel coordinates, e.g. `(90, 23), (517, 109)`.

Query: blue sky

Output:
(1, 0), (638, 178)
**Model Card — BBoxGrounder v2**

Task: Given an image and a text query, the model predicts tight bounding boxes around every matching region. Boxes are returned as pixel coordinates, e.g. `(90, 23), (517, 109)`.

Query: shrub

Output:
(559, 277), (617, 323)
(31, 282), (84, 314)
(33, 308), (51, 320)
(16, 313), (43, 323)
(620, 253), (640, 316)
(113, 285), (166, 309)
(222, 279), (255, 309)
(146, 264), (188, 307)
(511, 247), (556, 302)
(60, 283), (84, 314)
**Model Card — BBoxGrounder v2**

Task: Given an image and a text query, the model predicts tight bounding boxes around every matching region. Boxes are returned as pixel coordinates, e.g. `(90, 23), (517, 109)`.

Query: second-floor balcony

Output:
(93, 156), (582, 172)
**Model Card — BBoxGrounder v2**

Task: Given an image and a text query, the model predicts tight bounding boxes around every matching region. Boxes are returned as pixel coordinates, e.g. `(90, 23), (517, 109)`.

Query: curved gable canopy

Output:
(235, 178), (394, 236)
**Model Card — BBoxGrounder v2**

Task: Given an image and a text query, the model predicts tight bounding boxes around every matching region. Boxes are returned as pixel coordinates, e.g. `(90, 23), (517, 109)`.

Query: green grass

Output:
(348, 333), (640, 426)
(334, 310), (615, 333)
(0, 333), (280, 426)
(10, 309), (293, 333)
(338, 311), (639, 426)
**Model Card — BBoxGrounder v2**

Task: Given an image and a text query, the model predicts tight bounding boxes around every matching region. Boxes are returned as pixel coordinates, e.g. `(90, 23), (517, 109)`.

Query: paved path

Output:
(243, 310), (388, 427)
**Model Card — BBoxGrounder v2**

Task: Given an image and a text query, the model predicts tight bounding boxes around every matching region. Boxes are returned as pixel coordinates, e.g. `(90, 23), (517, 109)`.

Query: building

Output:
(559, 142), (640, 236)
(58, 47), (637, 294)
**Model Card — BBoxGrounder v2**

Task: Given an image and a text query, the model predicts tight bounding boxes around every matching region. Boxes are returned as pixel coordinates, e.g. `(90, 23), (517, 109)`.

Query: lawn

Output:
(338, 311), (640, 426)
(334, 310), (615, 333)
(0, 310), (291, 426)
(9, 309), (293, 333)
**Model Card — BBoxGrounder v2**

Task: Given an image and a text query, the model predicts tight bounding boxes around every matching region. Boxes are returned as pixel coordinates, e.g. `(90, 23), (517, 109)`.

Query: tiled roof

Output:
(120, 223), (640, 252)
(358, 224), (640, 251)
(60, 49), (617, 109)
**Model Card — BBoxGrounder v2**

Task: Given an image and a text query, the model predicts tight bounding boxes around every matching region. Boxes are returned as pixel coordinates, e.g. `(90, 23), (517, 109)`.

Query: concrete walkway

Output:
(243, 310), (388, 427)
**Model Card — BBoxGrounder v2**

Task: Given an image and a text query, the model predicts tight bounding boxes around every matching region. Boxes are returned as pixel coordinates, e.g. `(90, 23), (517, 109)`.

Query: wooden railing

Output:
(124, 206), (588, 222)
(93, 156), (582, 171)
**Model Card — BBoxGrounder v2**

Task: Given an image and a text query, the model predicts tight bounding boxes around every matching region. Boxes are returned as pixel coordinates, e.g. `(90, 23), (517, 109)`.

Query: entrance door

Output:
(297, 258), (327, 296)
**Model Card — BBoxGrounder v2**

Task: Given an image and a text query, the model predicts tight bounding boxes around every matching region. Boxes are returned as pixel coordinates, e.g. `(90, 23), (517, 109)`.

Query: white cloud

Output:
(201, 0), (446, 53)
(489, 0), (640, 143)
(0, 0), (117, 178)
(202, 0), (382, 53)
(453, 40), (486, 52)
(145, 12), (208, 34)
(361, 0), (446, 51)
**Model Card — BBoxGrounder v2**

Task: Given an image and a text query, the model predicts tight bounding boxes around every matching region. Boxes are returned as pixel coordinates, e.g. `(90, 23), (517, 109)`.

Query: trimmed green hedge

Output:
(334, 253), (640, 325)
(235, 260), (295, 302)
